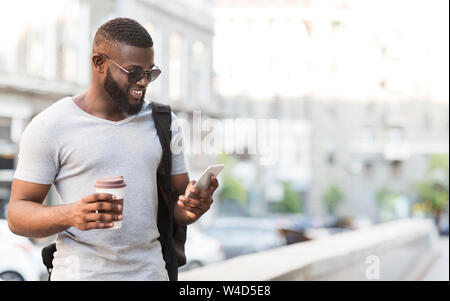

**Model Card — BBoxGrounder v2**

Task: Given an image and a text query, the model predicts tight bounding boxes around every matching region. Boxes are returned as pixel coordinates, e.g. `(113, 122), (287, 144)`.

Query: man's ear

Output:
(92, 53), (106, 73)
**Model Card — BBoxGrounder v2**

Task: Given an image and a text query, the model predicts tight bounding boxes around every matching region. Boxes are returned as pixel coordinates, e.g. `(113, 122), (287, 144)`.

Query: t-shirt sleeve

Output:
(13, 117), (59, 185)
(170, 112), (188, 175)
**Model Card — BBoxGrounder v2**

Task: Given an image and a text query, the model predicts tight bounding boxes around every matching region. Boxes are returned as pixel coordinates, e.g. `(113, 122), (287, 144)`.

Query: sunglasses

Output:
(97, 53), (161, 84)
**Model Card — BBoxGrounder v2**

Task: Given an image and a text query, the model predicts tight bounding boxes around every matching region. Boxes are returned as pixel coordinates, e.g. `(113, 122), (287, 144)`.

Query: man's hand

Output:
(67, 193), (123, 230)
(176, 175), (219, 223)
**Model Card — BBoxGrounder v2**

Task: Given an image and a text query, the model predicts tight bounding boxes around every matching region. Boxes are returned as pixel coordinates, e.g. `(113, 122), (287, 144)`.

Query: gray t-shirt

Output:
(13, 96), (187, 280)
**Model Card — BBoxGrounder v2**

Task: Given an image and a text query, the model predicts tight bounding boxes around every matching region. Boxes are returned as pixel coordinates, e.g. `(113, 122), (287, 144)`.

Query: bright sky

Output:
(213, 0), (449, 102)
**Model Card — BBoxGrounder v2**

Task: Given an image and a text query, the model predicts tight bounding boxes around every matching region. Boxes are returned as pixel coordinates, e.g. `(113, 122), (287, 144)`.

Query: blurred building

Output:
(0, 0), (216, 216)
(214, 0), (449, 221)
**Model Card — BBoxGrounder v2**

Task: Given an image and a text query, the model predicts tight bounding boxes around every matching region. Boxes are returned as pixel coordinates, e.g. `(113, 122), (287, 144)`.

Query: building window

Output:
(0, 44), (7, 73)
(18, 27), (45, 78)
(0, 156), (14, 170)
(362, 126), (375, 143)
(60, 42), (78, 83)
(327, 152), (335, 165)
(445, 115), (449, 132)
(423, 113), (432, 131)
(363, 161), (374, 177)
(169, 33), (181, 101)
(56, 7), (80, 84)
(328, 105), (337, 121)
(366, 101), (375, 114)
(326, 140), (337, 166)
(0, 185), (11, 219)
(390, 160), (402, 178)
(144, 22), (162, 96)
(192, 40), (206, 103)
(0, 117), (11, 142)
(387, 127), (404, 143)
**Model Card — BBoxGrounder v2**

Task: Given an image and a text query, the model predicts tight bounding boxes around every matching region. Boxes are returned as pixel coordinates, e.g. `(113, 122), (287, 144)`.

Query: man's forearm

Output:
(8, 200), (73, 238)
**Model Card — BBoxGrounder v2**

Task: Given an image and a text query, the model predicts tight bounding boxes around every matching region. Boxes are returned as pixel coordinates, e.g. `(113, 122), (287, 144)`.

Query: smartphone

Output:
(193, 164), (224, 191)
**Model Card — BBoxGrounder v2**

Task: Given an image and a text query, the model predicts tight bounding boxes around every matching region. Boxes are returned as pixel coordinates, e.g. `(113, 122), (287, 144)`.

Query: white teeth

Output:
(131, 90), (143, 95)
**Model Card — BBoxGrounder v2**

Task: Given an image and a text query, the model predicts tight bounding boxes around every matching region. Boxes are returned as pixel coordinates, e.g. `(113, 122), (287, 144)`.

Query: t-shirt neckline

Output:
(68, 96), (150, 126)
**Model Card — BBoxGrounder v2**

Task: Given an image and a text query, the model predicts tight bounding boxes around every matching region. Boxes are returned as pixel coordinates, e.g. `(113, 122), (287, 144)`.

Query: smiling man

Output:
(7, 18), (218, 281)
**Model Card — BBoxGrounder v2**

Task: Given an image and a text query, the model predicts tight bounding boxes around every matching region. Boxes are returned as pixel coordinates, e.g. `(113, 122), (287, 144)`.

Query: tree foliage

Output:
(217, 154), (247, 205)
(273, 181), (302, 213)
(322, 184), (344, 216)
(413, 155), (449, 213)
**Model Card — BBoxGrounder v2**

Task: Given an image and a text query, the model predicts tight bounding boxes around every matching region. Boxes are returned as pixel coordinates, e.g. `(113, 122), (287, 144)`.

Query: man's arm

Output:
(171, 173), (218, 226)
(171, 173), (193, 226)
(7, 179), (73, 238)
(8, 179), (122, 238)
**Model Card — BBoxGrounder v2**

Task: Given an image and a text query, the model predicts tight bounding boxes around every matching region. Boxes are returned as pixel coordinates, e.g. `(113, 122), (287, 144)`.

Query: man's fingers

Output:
(83, 222), (115, 230)
(187, 185), (200, 198)
(199, 190), (211, 199)
(208, 176), (219, 193)
(85, 212), (122, 222)
(188, 186), (212, 199)
(87, 201), (122, 212)
(178, 196), (203, 209)
(177, 200), (204, 216)
(85, 193), (116, 203)
(177, 176), (217, 218)
(178, 195), (211, 210)
(185, 180), (196, 193)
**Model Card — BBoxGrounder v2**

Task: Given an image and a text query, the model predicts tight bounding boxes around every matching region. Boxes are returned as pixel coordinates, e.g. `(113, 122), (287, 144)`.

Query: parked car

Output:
(438, 204), (449, 236)
(204, 217), (287, 259)
(179, 225), (226, 272)
(0, 219), (47, 281)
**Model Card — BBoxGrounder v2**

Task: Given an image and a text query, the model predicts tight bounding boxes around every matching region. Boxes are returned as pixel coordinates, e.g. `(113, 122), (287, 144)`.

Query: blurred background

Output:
(0, 0), (448, 281)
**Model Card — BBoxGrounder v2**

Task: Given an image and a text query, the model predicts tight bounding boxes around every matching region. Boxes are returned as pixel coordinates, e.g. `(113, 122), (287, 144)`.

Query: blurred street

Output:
(0, 0), (449, 281)
(179, 219), (447, 281)
(419, 237), (449, 281)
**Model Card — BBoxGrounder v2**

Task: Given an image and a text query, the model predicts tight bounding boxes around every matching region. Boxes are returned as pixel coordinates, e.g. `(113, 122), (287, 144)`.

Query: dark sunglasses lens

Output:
(128, 69), (146, 83)
(149, 69), (161, 82)
(128, 68), (160, 83)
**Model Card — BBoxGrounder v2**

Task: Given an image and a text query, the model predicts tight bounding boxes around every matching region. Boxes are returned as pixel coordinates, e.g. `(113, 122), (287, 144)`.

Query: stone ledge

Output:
(179, 218), (439, 281)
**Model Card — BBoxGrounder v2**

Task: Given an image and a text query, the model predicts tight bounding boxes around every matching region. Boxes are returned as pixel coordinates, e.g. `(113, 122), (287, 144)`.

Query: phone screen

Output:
(194, 164), (224, 191)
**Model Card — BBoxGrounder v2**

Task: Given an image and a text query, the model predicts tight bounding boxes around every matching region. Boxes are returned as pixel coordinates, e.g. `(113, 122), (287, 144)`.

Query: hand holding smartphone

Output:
(193, 164), (224, 191)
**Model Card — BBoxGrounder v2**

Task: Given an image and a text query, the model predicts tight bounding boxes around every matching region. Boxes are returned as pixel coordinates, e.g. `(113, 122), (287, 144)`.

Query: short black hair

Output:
(93, 17), (153, 49)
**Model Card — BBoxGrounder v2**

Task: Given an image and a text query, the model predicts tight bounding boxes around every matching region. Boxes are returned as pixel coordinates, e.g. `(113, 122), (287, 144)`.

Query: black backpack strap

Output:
(42, 242), (57, 281)
(151, 101), (173, 193)
(151, 101), (186, 281)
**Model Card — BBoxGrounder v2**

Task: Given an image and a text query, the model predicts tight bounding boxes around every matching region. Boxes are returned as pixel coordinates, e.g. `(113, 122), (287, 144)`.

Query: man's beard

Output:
(104, 69), (145, 115)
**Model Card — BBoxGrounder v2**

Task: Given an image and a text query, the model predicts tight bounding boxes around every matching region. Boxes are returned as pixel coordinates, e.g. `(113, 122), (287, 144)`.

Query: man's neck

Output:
(73, 88), (131, 122)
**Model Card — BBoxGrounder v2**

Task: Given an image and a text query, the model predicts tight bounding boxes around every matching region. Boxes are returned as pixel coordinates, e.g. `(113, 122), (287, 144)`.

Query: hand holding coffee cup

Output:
(94, 176), (126, 229)
(68, 192), (123, 231)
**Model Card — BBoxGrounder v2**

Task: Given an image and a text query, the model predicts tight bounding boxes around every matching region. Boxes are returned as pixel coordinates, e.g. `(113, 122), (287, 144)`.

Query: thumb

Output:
(185, 180), (196, 194)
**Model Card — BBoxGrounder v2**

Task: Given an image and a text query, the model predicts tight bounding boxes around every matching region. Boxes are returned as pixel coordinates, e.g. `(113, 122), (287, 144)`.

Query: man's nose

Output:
(136, 75), (149, 87)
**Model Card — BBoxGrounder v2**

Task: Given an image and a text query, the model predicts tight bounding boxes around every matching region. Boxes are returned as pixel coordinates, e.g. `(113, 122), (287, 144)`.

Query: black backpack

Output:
(41, 101), (187, 281)
(151, 101), (187, 281)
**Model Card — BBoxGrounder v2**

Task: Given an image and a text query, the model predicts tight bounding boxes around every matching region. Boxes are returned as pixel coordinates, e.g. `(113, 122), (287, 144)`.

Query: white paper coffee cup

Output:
(94, 176), (126, 229)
